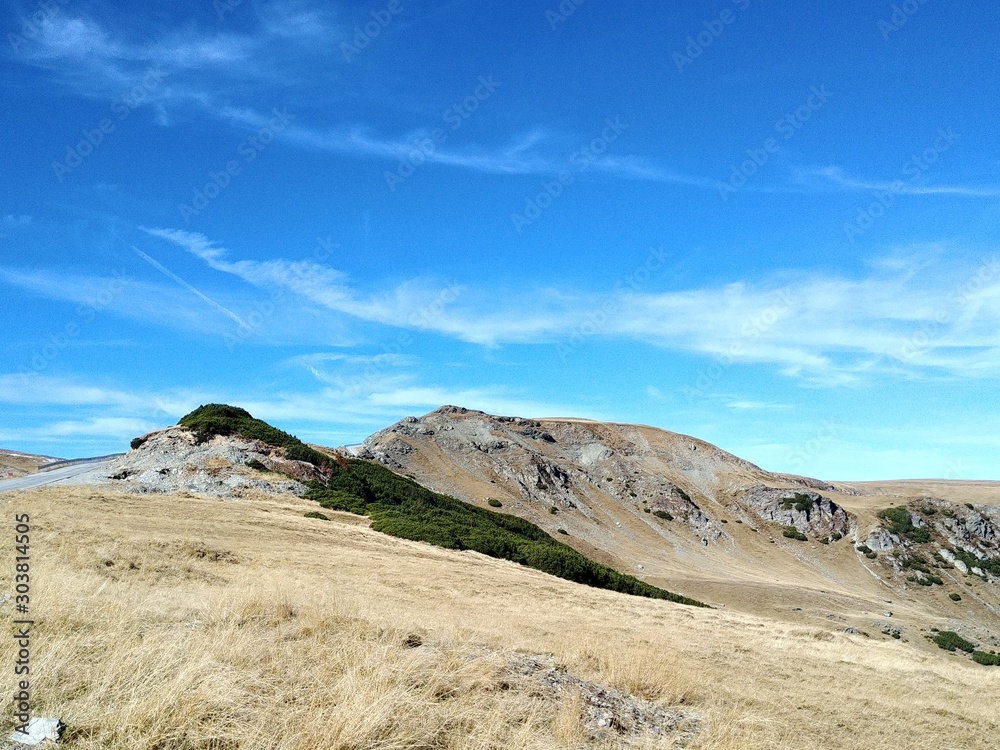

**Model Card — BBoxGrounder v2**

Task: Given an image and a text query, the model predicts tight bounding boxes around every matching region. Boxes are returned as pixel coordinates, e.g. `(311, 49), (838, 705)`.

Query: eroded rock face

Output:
(98, 427), (316, 498)
(739, 486), (852, 538)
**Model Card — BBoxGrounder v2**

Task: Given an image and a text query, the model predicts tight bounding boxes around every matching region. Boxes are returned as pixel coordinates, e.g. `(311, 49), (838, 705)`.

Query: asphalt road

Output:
(0, 460), (111, 493)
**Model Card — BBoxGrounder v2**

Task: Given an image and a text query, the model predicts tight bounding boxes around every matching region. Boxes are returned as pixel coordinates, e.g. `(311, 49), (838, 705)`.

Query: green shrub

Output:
(306, 458), (708, 607)
(948, 547), (1000, 577)
(878, 506), (931, 543)
(972, 651), (1000, 666)
(866, 551), (877, 559)
(949, 593), (962, 601)
(932, 631), (976, 653)
(487, 498), (503, 508)
(643, 507), (651, 513)
(653, 510), (673, 520)
(857, 544), (872, 554)
(965, 503), (974, 510)
(549, 506), (559, 514)
(178, 404), (331, 469)
(130, 436), (146, 450)
(246, 458), (268, 472)
(557, 528), (568, 535)
(304, 511), (329, 521)
(782, 526), (807, 542)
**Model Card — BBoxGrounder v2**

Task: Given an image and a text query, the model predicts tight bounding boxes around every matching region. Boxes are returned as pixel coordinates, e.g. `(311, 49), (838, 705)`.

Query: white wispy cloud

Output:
(144, 228), (1000, 382)
(809, 166), (1000, 198)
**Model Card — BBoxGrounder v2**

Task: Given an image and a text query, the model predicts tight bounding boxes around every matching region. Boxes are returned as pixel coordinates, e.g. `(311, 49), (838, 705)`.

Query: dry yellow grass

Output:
(2, 486), (998, 749)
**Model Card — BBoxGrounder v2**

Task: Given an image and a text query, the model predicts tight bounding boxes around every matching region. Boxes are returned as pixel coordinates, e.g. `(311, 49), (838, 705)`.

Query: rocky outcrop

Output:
(96, 426), (315, 498)
(739, 486), (851, 538)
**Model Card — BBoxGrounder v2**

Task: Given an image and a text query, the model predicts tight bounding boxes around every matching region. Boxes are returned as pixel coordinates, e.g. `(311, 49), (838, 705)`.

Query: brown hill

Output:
(358, 406), (1000, 650)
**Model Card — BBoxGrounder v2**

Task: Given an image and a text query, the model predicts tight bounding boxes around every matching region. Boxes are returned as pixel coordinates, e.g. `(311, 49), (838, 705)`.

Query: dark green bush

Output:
(246, 458), (268, 472)
(178, 404), (331, 469)
(487, 498), (503, 508)
(557, 528), (568, 535)
(857, 544), (872, 554)
(878, 506), (931, 543)
(782, 526), (807, 542)
(304, 511), (329, 521)
(306, 458), (707, 607)
(130, 436), (146, 450)
(972, 651), (1000, 666)
(932, 631), (976, 653)
(949, 593), (962, 601)
(549, 506), (559, 514)
(653, 510), (673, 520)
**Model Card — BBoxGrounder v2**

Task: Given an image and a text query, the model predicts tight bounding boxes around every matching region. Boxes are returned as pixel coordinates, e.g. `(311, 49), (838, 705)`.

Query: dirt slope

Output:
(0, 448), (60, 479)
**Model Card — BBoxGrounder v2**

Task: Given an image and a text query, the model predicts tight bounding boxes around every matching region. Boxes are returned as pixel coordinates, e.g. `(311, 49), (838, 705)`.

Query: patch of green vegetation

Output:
(782, 526), (808, 542)
(830, 531), (842, 541)
(306, 458), (707, 607)
(878, 506), (931, 543)
(857, 544), (872, 554)
(178, 404), (331, 469)
(653, 510), (673, 521)
(972, 651), (1000, 666)
(130, 436), (146, 450)
(643, 507), (651, 513)
(782, 493), (814, 512)
(932, 631), (976, 653)
(965, 503), (974, 510)
(949, 547), (1000, 577)
(304, 511), (329, 521)
(549, 506), (559, 514)
(487, 498), (503, 508)
(675, 487), (692, 503)
(245, 458), (268, 472)
(949, 593), (962, 602)
(556, 528), (569, 535)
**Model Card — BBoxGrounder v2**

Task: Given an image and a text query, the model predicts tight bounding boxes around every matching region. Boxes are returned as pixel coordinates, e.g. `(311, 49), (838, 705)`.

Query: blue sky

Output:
(1, 0), (998, 480)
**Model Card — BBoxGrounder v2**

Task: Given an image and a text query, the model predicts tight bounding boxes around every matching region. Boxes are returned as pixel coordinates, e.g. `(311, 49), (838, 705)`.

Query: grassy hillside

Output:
(4, 486), (999, 750)
(168, 405), (704, 606)
(308, 458), (707, 607)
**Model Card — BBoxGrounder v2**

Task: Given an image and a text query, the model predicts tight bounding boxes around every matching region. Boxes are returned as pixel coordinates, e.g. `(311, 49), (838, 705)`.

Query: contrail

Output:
(119, 237), (249, 329)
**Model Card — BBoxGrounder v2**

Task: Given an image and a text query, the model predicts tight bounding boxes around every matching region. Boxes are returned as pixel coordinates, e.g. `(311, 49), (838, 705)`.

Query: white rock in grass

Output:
(8, 717), (62, 746)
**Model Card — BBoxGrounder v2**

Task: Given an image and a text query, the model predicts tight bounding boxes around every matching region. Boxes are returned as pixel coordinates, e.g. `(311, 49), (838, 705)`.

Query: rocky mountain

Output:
(358, 406), (1000, 647)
